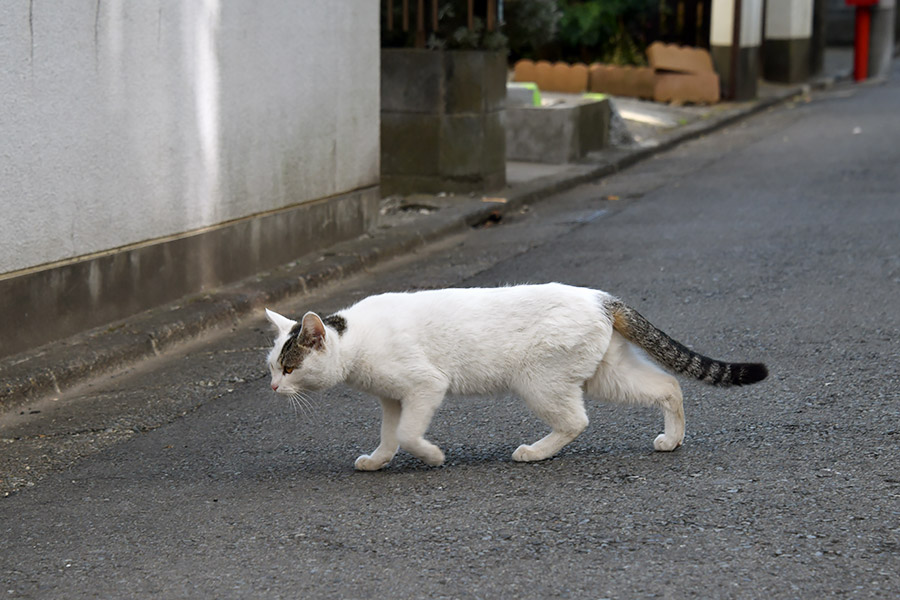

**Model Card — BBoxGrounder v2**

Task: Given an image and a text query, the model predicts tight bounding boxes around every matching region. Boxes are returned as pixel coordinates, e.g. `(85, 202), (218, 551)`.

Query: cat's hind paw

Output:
(419, 448), (445, 467)
(355, 454), (391, 471)
(653, 434), (683, 452)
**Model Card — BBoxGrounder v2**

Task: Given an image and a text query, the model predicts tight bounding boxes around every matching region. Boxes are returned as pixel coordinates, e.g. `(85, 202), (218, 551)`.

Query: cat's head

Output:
(264, 308), (343, 395)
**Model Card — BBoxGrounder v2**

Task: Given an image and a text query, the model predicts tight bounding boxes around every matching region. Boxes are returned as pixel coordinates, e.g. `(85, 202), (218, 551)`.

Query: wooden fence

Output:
(652, 0), (712, 49)
(383, 0), (499, 48)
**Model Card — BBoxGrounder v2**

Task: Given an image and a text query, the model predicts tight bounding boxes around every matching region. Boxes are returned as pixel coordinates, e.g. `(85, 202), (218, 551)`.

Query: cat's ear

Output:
(265, 308), (296, 334)
(300, 312), (327, 348)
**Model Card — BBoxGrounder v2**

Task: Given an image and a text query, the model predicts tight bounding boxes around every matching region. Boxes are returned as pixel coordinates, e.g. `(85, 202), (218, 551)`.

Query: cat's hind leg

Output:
(587, 336), (685, 451)
(512, 383), (589, 462)
(355, 397), (402, 471)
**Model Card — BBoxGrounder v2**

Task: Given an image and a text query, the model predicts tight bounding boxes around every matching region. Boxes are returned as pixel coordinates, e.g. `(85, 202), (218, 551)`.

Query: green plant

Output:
(556, 0), (656, 65)
(504, 0), (562, 60)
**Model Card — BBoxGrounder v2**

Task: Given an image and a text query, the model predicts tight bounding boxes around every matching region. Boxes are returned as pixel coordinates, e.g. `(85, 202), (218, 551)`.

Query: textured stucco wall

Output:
(0, 1), (379, 276)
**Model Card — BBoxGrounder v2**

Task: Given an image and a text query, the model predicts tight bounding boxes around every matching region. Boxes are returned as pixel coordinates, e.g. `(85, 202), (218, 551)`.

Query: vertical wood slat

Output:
(655, 0), (711, 48)
(487, 0), (496, 31)
(387, 0), (393, 31)
(402, 0), (409, 31)
(416, 0), (426, 47)
(467, 0), (474, 30)
(432, 0), (438, 32)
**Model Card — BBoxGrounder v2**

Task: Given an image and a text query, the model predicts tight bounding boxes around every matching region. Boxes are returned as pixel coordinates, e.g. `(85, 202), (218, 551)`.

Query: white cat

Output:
(265, 283), (767, 470)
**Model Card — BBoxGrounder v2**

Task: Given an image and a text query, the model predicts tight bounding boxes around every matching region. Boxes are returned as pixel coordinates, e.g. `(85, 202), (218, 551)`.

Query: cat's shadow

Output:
(283, 442), (656, 477)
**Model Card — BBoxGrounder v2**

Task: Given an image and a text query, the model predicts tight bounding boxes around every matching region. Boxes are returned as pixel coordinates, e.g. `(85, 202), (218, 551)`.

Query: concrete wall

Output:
(0, 1), (380, 358)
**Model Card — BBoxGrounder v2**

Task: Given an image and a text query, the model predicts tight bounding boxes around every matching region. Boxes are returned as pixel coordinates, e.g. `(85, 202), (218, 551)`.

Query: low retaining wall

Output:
(0, 187), (379, 360)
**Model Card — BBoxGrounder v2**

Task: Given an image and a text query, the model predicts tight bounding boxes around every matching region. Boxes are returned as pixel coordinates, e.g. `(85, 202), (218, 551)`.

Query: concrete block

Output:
(653, 72), (721, 104)
(589, 64), (621, 96)
(519, 61), (591, 93)
(507, 82), (541, 107)
(439, 111), (506, 176)
(439, 114), (486, 176)
(381, 112), (440, 175)
(513, 59), (537, 83)
(647, 42), (716, 74)
(576, 99), (611, 157)
(547, 63), (569, 92)
(589, 64), (655, 99)
(381, 49), (444, 113)
(557, 63), (589, 93)
(506, 98), (610, 164)
(482, 110), (507, 173)
(483, 50), (509, 112)
(445, 51), (487, 114)
(534, 60), (554, 91)
(628, 66), (657, 99)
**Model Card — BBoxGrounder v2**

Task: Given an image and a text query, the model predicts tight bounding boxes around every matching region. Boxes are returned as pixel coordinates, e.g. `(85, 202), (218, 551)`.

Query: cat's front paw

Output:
(355, 454), (390, 471)
(653, 434), (683, 452)
(512, 444), (541, 462)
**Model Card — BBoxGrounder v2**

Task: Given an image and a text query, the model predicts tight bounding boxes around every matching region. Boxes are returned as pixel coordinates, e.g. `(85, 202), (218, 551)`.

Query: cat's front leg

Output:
(395, 390), (446, 467)
(355, 397), (402, 471)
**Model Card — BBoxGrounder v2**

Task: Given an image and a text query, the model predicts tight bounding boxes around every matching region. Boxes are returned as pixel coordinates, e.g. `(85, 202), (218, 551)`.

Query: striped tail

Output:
(607, 300), (768, 387)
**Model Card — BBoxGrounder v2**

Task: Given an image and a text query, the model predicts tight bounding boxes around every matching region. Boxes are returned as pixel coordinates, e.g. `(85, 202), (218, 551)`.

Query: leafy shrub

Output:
(555, 0), (657, 65)
(504, 0), (562, 60)
(380, 0), (657, 66)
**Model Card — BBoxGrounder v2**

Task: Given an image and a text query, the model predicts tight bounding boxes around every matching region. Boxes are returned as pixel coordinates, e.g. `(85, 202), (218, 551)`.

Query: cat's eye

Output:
(283, 366), (294, 375)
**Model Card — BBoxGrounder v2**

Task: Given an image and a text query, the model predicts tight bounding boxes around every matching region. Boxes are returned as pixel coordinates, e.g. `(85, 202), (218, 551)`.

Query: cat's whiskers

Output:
(288, 390), (317, 422)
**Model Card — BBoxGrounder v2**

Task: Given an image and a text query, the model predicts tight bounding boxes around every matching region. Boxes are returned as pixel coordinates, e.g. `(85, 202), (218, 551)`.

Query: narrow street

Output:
(2, 68), (899, 598)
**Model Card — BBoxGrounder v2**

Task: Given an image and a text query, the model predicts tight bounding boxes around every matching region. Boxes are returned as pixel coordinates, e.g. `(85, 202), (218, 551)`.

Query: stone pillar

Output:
(868, 0), (896, 79)
(710, 0), (764, 100)
(380, 49), (506, 196)
(763, 0), (814, 83)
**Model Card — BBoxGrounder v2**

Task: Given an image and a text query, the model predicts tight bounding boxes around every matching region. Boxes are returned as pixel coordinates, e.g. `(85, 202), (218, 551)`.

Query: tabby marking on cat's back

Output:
(264, 283), (768, 470)
(323, 314), (347, 335)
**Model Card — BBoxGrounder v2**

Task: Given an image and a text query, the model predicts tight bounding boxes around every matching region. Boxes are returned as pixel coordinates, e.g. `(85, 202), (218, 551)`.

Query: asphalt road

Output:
(2, 72), (899, 598)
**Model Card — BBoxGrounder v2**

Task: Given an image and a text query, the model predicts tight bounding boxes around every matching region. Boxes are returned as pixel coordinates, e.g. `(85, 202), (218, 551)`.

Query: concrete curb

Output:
(0, 82), (822, 415)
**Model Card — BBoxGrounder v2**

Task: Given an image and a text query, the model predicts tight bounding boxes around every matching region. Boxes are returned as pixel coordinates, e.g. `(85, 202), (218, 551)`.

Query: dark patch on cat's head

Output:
(323, 314), (347, 336)
(279, 316), (326, 368)
(278, 331), (308, 369)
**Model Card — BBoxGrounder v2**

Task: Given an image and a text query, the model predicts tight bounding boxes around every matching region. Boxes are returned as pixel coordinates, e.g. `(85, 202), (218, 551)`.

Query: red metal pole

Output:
(853, 5), (871, 81)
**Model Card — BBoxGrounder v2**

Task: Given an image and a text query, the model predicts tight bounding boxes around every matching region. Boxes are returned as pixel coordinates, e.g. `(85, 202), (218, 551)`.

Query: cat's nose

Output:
(271, 383), (279, 391)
